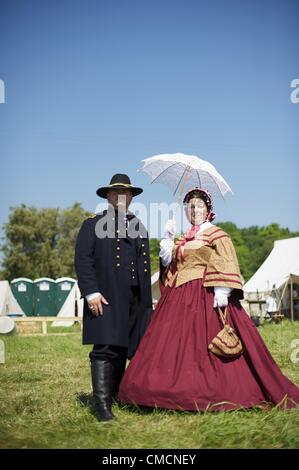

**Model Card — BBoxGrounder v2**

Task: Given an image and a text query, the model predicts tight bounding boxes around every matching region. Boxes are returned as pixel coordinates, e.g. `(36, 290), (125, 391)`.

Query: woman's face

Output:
(185, 197), (208, 225)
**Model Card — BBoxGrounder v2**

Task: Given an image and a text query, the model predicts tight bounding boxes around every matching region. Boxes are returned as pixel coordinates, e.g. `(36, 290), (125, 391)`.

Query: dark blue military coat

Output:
(74, 210), (152, 357)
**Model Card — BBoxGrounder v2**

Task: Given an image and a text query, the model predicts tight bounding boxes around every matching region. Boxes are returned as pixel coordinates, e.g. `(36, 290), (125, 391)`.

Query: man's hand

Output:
(88, 294), (109, 316)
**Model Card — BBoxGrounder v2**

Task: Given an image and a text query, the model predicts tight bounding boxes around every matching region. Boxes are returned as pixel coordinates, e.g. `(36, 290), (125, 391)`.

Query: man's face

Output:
(107, 188), (133, 212)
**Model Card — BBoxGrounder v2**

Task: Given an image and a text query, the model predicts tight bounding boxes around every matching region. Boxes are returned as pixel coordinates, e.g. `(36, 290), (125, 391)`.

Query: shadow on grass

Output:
(117, 402), (157, 415)
(117, 401), (196, 417)
(75, 393), (275, 420)
(75, 391), (161, 418)
(116, 400), (277, 418)
(75, 392), (99, 419)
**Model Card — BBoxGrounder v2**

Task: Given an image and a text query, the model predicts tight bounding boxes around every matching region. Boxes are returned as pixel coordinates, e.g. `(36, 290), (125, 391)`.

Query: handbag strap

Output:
(218, 307), (228, 326)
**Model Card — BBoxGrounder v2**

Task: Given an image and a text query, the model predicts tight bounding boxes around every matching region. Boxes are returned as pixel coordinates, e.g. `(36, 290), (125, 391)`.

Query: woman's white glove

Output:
(159, 239), (174, 267)
(164, 219), (176, 240)
(213, 287), (232, 308)
(159, 220), (176, 267)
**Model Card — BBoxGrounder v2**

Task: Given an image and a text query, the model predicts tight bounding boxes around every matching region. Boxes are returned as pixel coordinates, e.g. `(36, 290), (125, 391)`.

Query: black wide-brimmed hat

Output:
(96, 173), (143, 198)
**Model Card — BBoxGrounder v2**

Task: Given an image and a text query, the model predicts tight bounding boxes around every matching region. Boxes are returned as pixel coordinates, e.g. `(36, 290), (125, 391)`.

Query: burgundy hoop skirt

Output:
(118, 280), (299, 411)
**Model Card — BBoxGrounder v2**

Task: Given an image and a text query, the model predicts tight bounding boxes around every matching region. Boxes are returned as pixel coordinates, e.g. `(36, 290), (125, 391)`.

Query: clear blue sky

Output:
(0, 0), (298, 242)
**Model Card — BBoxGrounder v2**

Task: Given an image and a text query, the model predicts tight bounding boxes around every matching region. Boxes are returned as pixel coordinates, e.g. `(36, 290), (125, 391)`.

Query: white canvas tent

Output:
(0, 280), (24, 316)
(244, 237), (299, 294)
(244, 237), (299, 320)
(76, 284), (84, 318)
(52, 280), (83, 327)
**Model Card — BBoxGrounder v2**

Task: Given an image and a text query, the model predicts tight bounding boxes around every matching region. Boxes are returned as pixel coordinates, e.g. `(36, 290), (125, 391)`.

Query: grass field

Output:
(1, 321), (299, 449)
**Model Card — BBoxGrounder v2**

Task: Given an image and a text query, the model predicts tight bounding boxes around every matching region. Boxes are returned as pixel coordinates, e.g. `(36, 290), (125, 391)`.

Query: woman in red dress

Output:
(118, 188), (299, 411)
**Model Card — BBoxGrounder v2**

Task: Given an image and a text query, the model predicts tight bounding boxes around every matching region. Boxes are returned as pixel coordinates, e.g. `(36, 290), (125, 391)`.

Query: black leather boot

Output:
(112, 356), (127, 401)
(91, 359), (114, 421)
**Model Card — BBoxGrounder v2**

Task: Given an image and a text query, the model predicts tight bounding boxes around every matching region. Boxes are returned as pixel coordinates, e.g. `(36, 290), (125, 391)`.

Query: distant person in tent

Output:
(118, 188), (299, 411)
(265, 285), (279, 319)
(75, 174), (152, 422)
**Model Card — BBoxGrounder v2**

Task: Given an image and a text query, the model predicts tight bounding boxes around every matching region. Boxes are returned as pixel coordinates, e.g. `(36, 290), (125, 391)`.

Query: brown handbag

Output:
(208, 307), (244, 358)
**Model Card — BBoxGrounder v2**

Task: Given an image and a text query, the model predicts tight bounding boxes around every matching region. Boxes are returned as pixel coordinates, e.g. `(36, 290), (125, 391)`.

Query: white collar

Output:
(196, 221), (213, 234)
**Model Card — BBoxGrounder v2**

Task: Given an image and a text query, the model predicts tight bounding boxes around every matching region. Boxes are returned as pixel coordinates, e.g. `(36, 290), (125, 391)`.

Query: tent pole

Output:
(278, 279), (288, 311)
(290, 276), (294, 322)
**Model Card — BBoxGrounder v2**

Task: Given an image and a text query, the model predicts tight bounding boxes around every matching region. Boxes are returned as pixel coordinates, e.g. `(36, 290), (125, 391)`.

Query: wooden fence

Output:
(13, 316), (83, 335)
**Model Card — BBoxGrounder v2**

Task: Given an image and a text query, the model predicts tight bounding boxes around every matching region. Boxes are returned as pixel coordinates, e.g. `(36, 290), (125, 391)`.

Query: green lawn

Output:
(0, 321), (299, 449)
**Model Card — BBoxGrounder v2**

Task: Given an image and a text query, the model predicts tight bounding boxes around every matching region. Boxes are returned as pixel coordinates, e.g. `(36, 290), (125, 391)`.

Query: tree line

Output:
(1, 204), (298, 282)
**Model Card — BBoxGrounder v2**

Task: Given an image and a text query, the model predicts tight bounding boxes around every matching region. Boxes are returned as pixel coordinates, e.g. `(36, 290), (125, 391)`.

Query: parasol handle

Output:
(172, 165), (191, 223)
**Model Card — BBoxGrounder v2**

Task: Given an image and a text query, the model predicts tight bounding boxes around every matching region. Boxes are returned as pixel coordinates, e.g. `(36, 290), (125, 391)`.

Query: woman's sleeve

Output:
(204, 233), (243, 295)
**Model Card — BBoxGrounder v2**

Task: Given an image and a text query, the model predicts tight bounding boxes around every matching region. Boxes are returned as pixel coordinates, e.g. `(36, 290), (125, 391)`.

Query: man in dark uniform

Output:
(75, 174), (152, 422)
